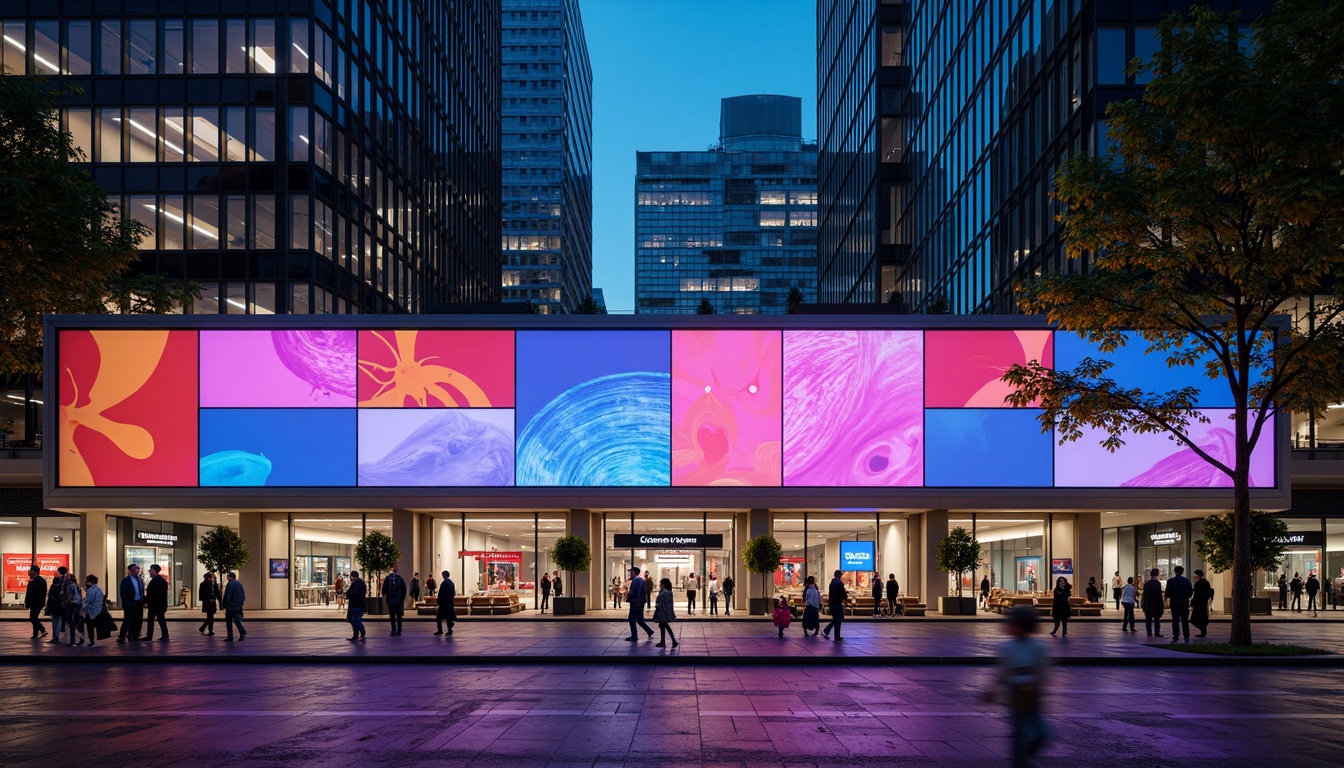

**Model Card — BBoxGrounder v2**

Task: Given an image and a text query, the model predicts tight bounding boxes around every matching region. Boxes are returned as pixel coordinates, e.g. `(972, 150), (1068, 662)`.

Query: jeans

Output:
(1308, 594), (1318, 612)
(1010, 710), (1049, 768)
(145, 608), (169, 639)
(348, 607), (365, 638)
(540, 592), (550, 612)
(1292, 593), (1302, 611)
(709, 592), (718, 615)
(723, 593), (732, 614)
(628, 602), (652, 637)
(28, 606), (43, 635)
(200, 609), (215, 634)
(119, 603), (143, 641)
(1170, 606), (1190, 639)
(1144, 609), (1163, 636)
(225, 609), (245, 638)
(686, 591), (696, 613)
(823, 606), (844, 638)
(51, 612), (64, 639)
(388, 606), (404, 634)
(1121, 603), (1135, 631)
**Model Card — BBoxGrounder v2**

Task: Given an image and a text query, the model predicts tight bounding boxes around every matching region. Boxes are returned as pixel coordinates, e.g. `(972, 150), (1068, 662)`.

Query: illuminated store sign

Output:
(1274, 532), (1324, 547)
(614, 534), (724, 549)
(840, 541), (875, 571)
(1149, 530), (1183, 546)
(135, 531), (179, 546)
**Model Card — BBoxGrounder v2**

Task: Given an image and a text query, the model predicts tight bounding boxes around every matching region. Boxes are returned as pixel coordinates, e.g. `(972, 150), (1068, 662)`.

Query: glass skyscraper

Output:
(635, 95), (817, 315)
(4, 0), (502, 314)
(818, 0), (1267, 313)
(500, 0), (592, 314)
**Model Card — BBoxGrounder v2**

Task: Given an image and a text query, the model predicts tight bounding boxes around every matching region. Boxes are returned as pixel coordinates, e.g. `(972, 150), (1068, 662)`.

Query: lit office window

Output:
(226, 196), (246, 249)
(159, 195), (186, 250)
(192, 19), (218, 74)
(290, 19), (308, 74)
(126, 108), (157, 162)
(290, 195), (310, 250)
(252, 196), (276, 249)
(249, 20), (276, 74)
(161, 108), (185, 162)
(32, 21), (59, 74)
(161, 19), (184, 74)
(253, 107), (276, 161)
(225, 20), (246, 73)
(65, 108), (93, 160)
(759, 211), (786, 227)
(2, 21), (27, 75)
(66, 20), (91, 74)
(98, 20), (119, 75)
(224, 283), (246, 314)
(251, 283), (276, 315)
(191, 195), (220, 249)
(1097, 28), (1126, 84)
(128, 195), (156, 249)
(224, 107), (247, 161)
(290, 106), (309, 161)
(759, 191), (787, 205)
(190, 107), (219, 162)
(127, 20), (154, 74)
(97, 108), (121, 162)
(195, 283), (221, 314)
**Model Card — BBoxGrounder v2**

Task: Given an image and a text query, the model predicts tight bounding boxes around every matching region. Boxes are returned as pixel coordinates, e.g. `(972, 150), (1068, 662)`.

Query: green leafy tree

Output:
(1196, 512), (1290, 592)
(1003, 3), (1344, 646)
(696, 299), (716, 315)
(196, 525), (250, 576)
(573, 294), (606, 314)
(935, 527), (982, 597)
(0, 76), (149, 374)
(354, 531), (401, 587)
(785, 287), (805, 314)
(107, 274), (201, 315)
(741, 534), (783, 599)
(551, 534), (592, 598)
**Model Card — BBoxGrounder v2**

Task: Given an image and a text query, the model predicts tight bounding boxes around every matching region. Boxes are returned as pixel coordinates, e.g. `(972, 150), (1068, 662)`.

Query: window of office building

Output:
(1097, 27), (1127, 85)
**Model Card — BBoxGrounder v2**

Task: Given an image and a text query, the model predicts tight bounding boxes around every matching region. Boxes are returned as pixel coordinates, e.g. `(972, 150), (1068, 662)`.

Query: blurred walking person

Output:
(1306, 571), (1321, 616)
(802, 576), (822, 637)
(63, 572), (85, 646)
(984, 606), (1051, 768)
(142, 564), (170, 641)
(624, 567), (655, 641)
(822, 570), (846, 641)
(82, 575), (106, 647)
(47, 566), (68, 643)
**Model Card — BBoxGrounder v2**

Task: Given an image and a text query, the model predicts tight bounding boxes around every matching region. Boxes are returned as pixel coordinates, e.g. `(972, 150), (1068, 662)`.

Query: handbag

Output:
(96, 607), (117, 640)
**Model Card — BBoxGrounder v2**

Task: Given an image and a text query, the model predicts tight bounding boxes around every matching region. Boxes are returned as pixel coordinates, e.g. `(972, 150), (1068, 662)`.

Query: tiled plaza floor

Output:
(0, 661), (1338, 766)
(5, 610), (1344, 665)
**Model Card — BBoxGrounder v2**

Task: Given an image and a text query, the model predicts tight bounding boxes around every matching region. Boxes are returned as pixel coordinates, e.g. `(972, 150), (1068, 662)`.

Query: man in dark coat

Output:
(1191, 569), (1215, 637)
(722, 576), (734, 615)
(623, 566), (654, 641)
(435, 571), (456, 636)
(871, 571), (884, 616)
(1164, 565), (1194, 643)
(221, 571), (246, 641)
(409, 572), (422, 605)
(24, 566), (47, 638)
(1306, 572), (1321, 617)
(382, 564), (408, 636)
(822, 570), (846, 641)
(117, 564), (145, 643)
(1141, 568), (1165, 638)
(142, 563), (170, 641)
(539, 573), (551, 613)
(345, 570), (367, 641)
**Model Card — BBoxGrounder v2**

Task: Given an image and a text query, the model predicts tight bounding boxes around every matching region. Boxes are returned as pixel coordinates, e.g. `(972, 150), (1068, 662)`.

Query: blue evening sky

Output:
(582, 0), (817, 313)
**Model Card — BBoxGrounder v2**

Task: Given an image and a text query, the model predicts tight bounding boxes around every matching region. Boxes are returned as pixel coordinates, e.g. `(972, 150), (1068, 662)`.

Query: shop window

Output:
(127, 20), (154, 74)
(191, 19), (218, 74)
(2, 21), (27, 75)
(66, 20), (91, 75)
(161, 19), (184, 74)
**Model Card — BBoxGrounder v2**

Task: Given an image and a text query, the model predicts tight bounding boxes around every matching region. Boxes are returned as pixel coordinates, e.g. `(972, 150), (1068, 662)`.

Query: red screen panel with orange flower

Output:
(357, 330), (515, 408)
(58, 330), (199, 487)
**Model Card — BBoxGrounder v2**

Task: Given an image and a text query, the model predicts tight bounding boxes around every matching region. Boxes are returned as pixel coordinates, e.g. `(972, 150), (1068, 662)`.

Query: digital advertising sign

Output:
(839, 541), (876, 572)
(49, 321), (1281, 493)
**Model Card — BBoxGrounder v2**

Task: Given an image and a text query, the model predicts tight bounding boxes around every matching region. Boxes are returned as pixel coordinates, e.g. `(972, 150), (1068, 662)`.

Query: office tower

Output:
(5, 1), (501, 314)
(636, 95), (817, 315)
(500, 0), (592, 314)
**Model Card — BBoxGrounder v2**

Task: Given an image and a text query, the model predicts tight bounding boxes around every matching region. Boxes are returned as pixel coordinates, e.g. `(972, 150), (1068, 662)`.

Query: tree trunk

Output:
(1230, 407), (1253, 646)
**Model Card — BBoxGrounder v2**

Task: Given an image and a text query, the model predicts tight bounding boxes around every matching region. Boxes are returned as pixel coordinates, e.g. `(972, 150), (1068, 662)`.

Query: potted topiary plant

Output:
(936, 526), (982, 616)
(355, 531), (401, 616)
(551, 534), (592, 615)
(196, 525), (250, 608)
(741, 533), (783, 615)
(1197, 510), (1288, 616)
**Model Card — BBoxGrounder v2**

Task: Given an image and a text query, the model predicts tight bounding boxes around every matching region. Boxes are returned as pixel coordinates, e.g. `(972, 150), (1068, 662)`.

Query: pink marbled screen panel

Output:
(924, 330), (1053, 408)
(1054, 410), (1276, 487)
(671, 330), (782, 486)
(200, 330), (357, 407)
(783, 330), (923, 486)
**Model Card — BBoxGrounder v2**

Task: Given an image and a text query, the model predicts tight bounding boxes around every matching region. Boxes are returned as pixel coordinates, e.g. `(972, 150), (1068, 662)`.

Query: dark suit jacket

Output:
(146, 574), (169, 612)
(382, 572), (407, 604)
(199, 580), (220, 610)
(1141, 578), (1165, 614)
(828, 578), (846, 609)
(119, 575), (143, 606)
(871, 580), (883, 599)
(626, 576), (647, 607)
(436, 579), (456, 619)
(346, 578), (367, 610)
(24, 574), (47, 609)
(222, 579), (245, 612)
(540, 576), (551, 595)
(1165, 575), (1194, 610)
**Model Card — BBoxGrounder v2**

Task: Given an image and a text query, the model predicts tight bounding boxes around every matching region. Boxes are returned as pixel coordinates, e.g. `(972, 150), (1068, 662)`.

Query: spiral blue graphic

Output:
(516, 372), (671, 486)
(200, 450), (273, 486)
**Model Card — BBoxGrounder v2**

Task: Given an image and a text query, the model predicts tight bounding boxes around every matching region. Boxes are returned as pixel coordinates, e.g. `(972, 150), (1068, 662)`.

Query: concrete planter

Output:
(748, 597), (773, 616)
(554, 596), (587, 615)
(364, 596), (386, 616)
(1223, 597), (1274, 616)
(938, 596), (978, 616)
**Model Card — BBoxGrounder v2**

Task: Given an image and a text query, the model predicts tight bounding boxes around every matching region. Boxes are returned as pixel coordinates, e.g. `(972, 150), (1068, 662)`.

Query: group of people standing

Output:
(341, 565), (458, 640)
(1114, 566), (1214, 641)
(23, 565), (109, 647)
(1278, 571), (1323, 616)
(537, 571), (563, 613)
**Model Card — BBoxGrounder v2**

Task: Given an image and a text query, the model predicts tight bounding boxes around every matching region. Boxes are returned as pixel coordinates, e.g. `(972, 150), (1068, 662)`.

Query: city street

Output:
(0, 661), (1337, 766)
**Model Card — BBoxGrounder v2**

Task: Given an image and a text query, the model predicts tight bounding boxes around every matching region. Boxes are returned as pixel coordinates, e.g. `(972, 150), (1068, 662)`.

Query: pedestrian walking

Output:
(707, 574), (719, 615)
(221, 571), (246, 641)
(1085, 577), (1100, 605)
(198, 571), (219, 636)
(1306, 571), (1321, 616)
(117, 564), (144, 644)
(24, 565), (47, 639)
(435, 571), (456, 636)
(772, 594), (792, 638)
(345, 570), (367, 641)
(1290, 572), (1304, 612)
(684, 573), (697, 615)
(653, 577), (679, 648)
(1111, 571), (1124, 610)
(142, 563), (170, 641)
(640, 571), (649, 617)
(1141, 568), (1165, 637)
(1165, 565), (1193, 643)
(721, 575), (734, 615)
(802, 576), (822, 636)
(984, 605), (1051, 768)
(334, 574), (346, 611)
(1119, 577), (1137, 632)
(409, 572), (422, 606)
(886, 574), (901, 617)
(382, 565), (407, 636)
(539, 572), (551, 613)
(1049, 577), (1071, 637)
(822, 570), (846, 641)
(980, 574), (992, 611)
(1191, 569), (1214, 637)
(82, 575), (106, 648)
(63, 573), (85, 646)
(1278, 573), (1289, 610)
(624, 567), (654, 641)
(871, 571), (884, 616)
(47, 566), (68, 643)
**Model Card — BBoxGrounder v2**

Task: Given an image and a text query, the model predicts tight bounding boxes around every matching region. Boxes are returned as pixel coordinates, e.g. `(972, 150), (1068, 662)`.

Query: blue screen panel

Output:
(839, 541), (875, 571)
(924, 409), (1053, 487)
(200, 409), (356, 486)
(1054, 332), (1233, 408)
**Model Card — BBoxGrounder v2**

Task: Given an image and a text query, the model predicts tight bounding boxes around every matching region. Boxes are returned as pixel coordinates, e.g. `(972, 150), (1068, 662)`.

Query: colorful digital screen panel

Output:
(671, 329), (782, 486)
(515, 330), (671, 487)
(53, 326), (1281, 490)
(783, 330), (924, 486)
(57, 330), (199, 487)
(1054, 332), (1233, 408)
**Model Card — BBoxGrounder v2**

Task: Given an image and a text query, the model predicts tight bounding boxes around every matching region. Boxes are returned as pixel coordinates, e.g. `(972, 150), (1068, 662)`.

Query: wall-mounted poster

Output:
(775, 559), (803, 588)
(4, 554), (70, 593)
(1016, 556), (1042, 593)
(269, 559), (290, 579)
(1051, 558), (1074, 577)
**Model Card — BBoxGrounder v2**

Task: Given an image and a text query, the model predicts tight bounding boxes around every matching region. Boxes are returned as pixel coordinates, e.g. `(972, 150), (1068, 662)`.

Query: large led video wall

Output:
(54, 327), (1276, 490)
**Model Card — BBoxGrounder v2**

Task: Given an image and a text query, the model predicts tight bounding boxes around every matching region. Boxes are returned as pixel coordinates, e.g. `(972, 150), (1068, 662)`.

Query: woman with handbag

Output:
(82, 575), (105, 648)
(198, 572), (220, 636)
(802, 576), (821, 637)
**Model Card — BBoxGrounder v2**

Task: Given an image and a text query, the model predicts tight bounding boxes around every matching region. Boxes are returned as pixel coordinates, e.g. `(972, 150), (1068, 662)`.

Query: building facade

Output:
(636, 95), (817, 315)
(500, 0), (592, 314)
(1, 0), (502, 314)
